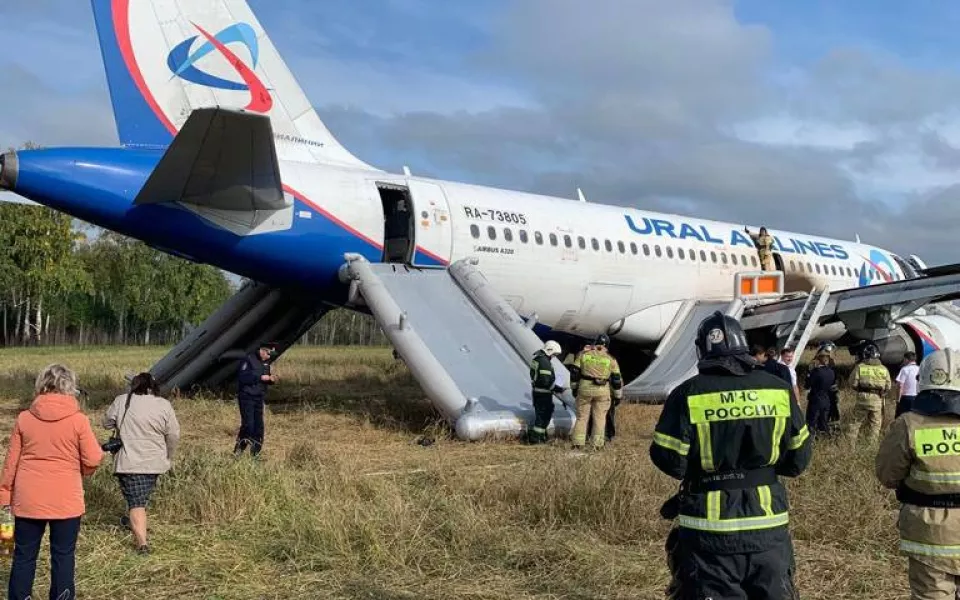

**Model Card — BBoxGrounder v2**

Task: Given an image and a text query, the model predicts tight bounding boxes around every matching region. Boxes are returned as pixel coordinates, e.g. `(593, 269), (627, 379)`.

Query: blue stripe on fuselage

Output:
(12, 147), (382, 288)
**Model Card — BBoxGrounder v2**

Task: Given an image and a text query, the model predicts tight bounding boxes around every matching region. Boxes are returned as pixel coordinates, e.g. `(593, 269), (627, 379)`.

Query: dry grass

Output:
(0, 346), (910, 599)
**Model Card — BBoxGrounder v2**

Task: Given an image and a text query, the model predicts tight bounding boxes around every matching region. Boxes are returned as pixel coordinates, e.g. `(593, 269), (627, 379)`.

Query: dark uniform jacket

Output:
(651, 361), (812, 554)
(238, 353), (270, 397)
(762, 359), (793, 386)
(805, 364), (837, 405)
(530, 351), (562, 394)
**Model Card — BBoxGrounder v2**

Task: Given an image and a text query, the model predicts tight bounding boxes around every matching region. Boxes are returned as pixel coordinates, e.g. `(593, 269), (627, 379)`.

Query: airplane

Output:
(3, 0), (960, 439)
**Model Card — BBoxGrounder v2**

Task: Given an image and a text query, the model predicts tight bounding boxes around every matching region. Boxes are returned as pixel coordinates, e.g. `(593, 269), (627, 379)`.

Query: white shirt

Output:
(779, 359), (798, 388)
(897, 363), (920, 397)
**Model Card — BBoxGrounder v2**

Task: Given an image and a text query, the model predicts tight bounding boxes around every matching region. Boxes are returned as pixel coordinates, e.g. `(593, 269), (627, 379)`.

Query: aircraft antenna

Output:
(402, 165), (412, 177)
(855, 233), (861, 243)
(577, 188), (587, 203)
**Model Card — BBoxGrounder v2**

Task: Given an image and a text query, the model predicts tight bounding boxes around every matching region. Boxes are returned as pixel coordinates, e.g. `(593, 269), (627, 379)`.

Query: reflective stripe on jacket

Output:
(650, 367), (812, 554)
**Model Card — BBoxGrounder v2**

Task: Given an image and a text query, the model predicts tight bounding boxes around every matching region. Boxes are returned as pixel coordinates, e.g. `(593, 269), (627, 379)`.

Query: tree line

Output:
(0, 203), (386, 347)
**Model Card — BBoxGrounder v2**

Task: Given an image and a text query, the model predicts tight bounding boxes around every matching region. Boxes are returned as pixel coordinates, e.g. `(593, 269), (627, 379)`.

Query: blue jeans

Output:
(8, 516), (81, 600)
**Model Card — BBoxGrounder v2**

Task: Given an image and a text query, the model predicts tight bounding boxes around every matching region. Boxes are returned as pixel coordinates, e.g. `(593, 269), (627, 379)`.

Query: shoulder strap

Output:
(115, 391), (135, 439)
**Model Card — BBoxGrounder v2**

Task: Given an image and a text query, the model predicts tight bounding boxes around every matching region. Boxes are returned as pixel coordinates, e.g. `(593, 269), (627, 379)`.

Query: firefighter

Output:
(526, 340), (565, 444)
(746, 226), (776, 271)
(651, 311), (812, 599)
(876, 348), (960, 598)
(569, 334), (622, 450)
(845, 342), (892, 443)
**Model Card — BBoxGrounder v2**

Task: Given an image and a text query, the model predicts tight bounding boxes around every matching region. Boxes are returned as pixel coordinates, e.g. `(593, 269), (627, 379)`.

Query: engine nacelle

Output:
(875, 314), (960, 365)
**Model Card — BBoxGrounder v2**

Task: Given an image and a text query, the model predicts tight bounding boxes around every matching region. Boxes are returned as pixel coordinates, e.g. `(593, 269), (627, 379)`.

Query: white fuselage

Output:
(290, 160), (906, 345)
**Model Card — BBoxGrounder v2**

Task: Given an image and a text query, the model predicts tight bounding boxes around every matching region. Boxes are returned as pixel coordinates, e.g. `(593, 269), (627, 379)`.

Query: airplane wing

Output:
(742, 266), (960, 331)
(134, 107), (287, 211)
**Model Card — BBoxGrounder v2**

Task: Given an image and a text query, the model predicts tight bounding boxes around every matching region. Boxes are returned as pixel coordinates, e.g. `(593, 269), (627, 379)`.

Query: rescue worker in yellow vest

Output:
(746, 226), (776, 271)
(846, 342), (892, 443)
(526, 341), (565, 444)
(569, 334), (622, 450)
(876, 348), (960, 599)
(651, 311), (811, 599)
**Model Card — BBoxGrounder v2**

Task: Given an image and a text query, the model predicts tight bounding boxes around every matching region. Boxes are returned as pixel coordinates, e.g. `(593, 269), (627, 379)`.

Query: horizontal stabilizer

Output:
(134, 107), (287, 211)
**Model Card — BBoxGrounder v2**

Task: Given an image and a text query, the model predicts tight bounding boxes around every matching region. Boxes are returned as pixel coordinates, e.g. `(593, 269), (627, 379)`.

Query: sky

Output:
(2, 0), (960, 264)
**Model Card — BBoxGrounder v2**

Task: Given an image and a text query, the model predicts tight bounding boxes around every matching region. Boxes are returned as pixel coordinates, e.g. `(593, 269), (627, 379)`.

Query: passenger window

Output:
(630, 242), (638, 255)
(689, 249), (696, 262)
(831, 265), (837, 276)
(564, 235), (572, 248)
(504, 228), (513, 242)
(535, 232), (543, 245)
(592, 238), (600, 251)
(666, 246), (674, 259)
(721, 253), (728, 265)
(605, 240), (613, 252)
(789, 260), (795, 271)
(470, 224), (480, 239)
(711, 251), (717, 263)
(731, 254), (738, 265)
(549, 233), (558, 246)
(655, 245), (663, 258)
(617, 241), (625, 254)
(807, 263), (813, 273)
(520, 230), (529, 244)
(487, 226), (497, 240)
(678, 248), (685, 260)
(700, 250), (707, 262)
(644, 244), (651, 256)
(578, 236), (586, 250)
(750, 256), (758, 268)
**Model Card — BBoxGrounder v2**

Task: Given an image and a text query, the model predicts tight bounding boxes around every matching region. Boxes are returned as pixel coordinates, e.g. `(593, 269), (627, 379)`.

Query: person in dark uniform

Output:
(651, 311), (812, 599)
(813, 342), (840, 426)
(804, 351), (837, 437)
(526, 341), (565, 444)
(762, 346), (793, 386)
(234, 342), (278, 457)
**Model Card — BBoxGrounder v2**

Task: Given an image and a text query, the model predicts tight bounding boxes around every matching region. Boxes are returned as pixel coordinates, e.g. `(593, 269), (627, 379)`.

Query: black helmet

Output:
(860, 342), (880, 360)
(595, 334), (610, 347)
(695, 311), (749, 360)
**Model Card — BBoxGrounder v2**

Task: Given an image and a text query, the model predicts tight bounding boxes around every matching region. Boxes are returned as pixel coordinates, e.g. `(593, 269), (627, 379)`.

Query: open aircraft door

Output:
(408, 179), (453, 267)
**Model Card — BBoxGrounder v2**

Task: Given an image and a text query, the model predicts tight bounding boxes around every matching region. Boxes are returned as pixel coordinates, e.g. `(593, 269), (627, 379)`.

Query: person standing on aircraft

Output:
(569, 335), (622, 450)
(746, 226), (776, 271)
(234, 343), (278, 458)
(804, 351), (837, 437)
(652, 311), (811, 599)
(895, 352), (920, 418)
(876, 348), (960, 598)
(845, 342), (892, 443)
(527, 341), (565, 444)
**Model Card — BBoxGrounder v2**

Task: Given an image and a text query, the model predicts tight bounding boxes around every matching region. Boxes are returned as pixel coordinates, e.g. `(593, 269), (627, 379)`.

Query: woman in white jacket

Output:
(103, 373), (180, 554)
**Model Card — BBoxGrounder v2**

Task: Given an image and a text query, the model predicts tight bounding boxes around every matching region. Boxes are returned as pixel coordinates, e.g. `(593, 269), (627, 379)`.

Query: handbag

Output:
(101, 391), (134, 454)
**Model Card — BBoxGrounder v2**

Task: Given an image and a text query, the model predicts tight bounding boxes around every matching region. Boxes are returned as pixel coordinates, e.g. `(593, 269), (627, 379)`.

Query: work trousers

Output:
(571, 392), (611, 449)
(666, 528), (799, 600)
(845, 401), (883, 443)
(586, 402), (616, 441)
(828, 390), (840, 423)
(8, 516), (81, 600)
(897, 395), (917, 419)
(805, 393), (831, 435)
(908, 557), (960, 600)
(527, 391), (554, 444)
(235, 393), (265, 456)
(759, 254), (775, 272)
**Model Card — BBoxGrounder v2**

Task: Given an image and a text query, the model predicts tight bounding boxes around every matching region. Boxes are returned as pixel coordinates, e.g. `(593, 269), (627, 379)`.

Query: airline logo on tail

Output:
(166, 22), (273, 113)
(859, 249), (896, 286)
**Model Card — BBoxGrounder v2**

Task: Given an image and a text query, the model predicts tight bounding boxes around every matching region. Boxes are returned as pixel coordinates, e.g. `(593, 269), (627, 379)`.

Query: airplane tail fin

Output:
(90, 0), (374, 169)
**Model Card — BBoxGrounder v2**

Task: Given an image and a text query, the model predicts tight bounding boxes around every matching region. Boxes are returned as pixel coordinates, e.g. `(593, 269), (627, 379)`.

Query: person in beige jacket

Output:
(103, 372), (179, 554)
(877, 348), (960, 599)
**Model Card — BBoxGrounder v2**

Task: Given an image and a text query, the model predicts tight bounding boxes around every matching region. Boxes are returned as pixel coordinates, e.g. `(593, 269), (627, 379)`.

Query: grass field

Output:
(0, 346), (910, 599)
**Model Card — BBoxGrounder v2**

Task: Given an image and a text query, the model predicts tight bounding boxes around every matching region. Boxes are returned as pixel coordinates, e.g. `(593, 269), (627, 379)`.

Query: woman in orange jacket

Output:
(0, 364), (103, 600)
